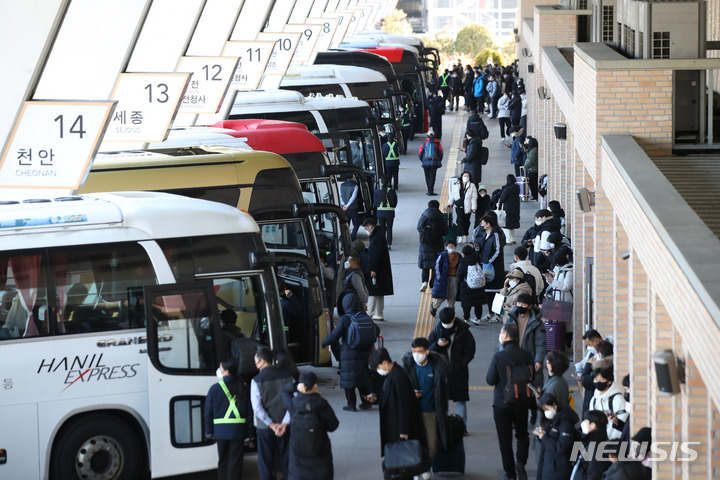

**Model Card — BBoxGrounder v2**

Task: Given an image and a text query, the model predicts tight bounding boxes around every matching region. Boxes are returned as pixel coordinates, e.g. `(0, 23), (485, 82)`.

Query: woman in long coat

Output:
(498, 173), (521, 244)
(365, 218), (393, 320)
(321, 293), (374, 410)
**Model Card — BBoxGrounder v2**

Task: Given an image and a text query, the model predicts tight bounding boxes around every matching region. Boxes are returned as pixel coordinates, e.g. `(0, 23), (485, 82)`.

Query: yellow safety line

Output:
(414, 113), (467, 340)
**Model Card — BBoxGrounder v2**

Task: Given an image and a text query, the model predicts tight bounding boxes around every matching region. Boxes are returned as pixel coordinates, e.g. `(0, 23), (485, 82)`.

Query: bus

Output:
(225, 90), (385, 203)
(0, 192), (303, 479)
(279, 64), (405, 147)
(78, 147), (332, 367)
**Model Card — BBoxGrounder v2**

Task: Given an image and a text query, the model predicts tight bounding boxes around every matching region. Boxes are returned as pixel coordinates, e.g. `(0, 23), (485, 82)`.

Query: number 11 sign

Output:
(0, 101), (116, 192)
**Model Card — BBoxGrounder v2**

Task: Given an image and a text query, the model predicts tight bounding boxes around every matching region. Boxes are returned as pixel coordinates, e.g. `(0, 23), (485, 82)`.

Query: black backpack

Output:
(292, 403), (324, 457)
(502, 354), (534, 405)
(419, 216), (442, 245)
(346, 311), (377, 349)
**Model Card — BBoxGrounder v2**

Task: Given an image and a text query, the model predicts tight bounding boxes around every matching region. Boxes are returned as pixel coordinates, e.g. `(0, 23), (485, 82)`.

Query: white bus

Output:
(0, 192), (306, 479)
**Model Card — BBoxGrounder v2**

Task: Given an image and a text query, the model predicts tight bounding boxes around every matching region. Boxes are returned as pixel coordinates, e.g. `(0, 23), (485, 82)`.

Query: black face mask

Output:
(624, 392), (630, 402)
(516, 306), (528, 315)
(594, 381), (609, 392)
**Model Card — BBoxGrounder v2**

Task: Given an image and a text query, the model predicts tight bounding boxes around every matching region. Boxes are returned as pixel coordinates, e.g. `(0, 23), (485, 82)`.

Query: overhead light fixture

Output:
(527, 63), (534, 73)
(653, 350), (685, 395)
(576, 187), (595, 212)
(554, 123), (567, 140)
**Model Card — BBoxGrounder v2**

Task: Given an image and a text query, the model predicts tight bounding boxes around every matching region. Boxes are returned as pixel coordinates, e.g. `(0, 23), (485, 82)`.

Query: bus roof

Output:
(282, 64), (386, 86)
(146, 127), (253, 150)
(314, 51), (397, 81)
(0, 192), (259, 250)
(348, 46), (420, 68)
(210, 120), (326, 154)
(230, 90), (371, 116)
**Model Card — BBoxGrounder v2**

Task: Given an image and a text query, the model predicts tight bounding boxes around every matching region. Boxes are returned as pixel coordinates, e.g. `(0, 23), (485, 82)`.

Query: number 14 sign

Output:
(0, 101), (116, 191)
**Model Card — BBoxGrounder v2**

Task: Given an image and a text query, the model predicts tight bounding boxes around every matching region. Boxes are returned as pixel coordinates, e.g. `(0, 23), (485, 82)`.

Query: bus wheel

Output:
(51, 414), (144, 480)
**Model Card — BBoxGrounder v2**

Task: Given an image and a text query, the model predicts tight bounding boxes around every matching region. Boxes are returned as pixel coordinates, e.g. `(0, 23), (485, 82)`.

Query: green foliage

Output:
(455, 24), (496, 56)
(499, 40), (517, 64)
(474, 48), (503, 67)
(381, 9), (413, 35)
(422, 32), (456, 57)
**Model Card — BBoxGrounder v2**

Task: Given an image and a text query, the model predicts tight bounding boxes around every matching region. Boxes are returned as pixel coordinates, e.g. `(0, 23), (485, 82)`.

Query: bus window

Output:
(261, 221), (309, 257)
(283, 84), (345, 97)
(0, 244), (157, 339)
(164, 186), (240, 209)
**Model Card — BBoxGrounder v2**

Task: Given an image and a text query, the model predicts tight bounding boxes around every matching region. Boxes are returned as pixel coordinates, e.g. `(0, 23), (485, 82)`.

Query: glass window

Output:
(260, 221), (311, 257)
(0, 243), (157, 339)
(281, 84), (344, 97)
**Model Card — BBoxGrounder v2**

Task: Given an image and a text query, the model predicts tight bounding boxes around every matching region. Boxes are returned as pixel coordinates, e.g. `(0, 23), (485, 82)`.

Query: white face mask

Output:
(344, 260), (351, 269)
(508, 280), (519, 288)
(441, 322), (454, 329)
(544, 408), (557, 420)
(535, 219), (543, 226)
(462, 176), (470, 184)
(447, 248), (455, 254)
(479, 193), (487, 197)
(413, 352), (427, 365)
(580, 421), (591, 435)
(216, 368), (224, 380)
(377, 367), (389, 376)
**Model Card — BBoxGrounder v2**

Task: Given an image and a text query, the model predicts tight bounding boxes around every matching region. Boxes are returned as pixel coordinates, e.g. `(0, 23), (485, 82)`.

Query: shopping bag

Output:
(384, 439), (424, 471)
(493, 209), (507, 228)
(541, 289), (573, 323)
(491, 293), (506, 315)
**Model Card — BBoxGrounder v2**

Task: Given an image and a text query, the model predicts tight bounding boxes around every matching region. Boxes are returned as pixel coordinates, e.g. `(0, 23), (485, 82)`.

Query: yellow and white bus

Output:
(0, 192), (299, 479)
(79, 146), (335, 367)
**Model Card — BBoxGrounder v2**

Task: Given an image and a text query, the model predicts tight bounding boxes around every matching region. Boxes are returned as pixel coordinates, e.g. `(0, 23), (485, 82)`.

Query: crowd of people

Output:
(203, 59), (654, 480)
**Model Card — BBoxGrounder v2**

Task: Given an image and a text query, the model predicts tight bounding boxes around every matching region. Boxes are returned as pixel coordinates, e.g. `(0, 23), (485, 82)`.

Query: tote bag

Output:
(493, 209), (507, 228)
(491, 292), (506, 315)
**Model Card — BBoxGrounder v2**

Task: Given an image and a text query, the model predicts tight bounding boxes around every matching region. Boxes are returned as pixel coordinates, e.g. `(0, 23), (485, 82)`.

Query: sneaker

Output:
(480, 314), (492, 322)
(342, 405), (357, 412)
(488, 314), (503, 323)
(470, 317), (482, 325)
(420, 282), (429, 292)
(388, 245), (392, 250)
(359, 403), (373, 410)
(372, 315), (384, 322)
(430, 306), (438, 317)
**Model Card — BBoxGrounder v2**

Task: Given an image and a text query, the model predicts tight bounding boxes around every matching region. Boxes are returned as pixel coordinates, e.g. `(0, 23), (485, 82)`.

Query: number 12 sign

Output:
(0, 101), (116, 191)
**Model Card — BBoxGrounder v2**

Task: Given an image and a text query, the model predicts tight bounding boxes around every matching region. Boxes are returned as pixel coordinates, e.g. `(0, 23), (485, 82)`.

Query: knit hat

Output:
(478, 184), (487, 192)
(427, 127), (435, 136)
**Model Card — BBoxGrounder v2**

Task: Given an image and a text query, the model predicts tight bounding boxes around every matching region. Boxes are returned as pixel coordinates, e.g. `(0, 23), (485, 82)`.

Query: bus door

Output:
(316, 132), (375, 213)
(257, 220), (329, 366)
(401, 73), (429, 134)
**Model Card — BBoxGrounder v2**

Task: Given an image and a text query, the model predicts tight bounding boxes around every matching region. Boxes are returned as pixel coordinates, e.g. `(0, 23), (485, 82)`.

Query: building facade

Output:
(517, 0), (720, 477)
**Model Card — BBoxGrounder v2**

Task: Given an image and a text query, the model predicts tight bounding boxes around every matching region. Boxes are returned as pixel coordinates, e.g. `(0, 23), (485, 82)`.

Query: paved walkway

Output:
(184, 108), (571, 480)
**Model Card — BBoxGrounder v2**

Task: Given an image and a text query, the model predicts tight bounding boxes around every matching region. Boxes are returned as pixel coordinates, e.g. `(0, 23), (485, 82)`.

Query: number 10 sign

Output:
(0, 101), (116, 191)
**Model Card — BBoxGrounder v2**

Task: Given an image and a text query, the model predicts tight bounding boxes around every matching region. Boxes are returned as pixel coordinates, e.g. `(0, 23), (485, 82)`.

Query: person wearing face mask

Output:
(533, 393), (579, 480)
(428, 307), (476, 426)
(486, 324), (535, 480)
(431, 240), (462, 315)
(546, 246), (573, 303)
(401, 337), (450, 474)
(474, 185), (491, 230)
(521, 209), (560, 265)
(367, 348), (427, 480)
(459, 131), (484, 187)
(580, 339), (612, 415)
(205, 358), (250, 480)
(573, 411), (612, 480)
(523, 136), (539, 201)
(588, 363), (628, 440)
(339, 254), (369, 312)
(448, 171), (478, 244)
(505, 293), (546, 394)
(498, 173), (521, 244)
(499, 269), (533, 319)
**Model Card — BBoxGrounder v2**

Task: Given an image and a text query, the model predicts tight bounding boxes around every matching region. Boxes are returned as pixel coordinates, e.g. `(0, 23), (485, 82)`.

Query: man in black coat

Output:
(362, 217), (393, 321)
(499, 174), (521, 245)
(401, 337), (450, 468)
(459, 131), (484, 185)
(417, 200), (449, 292)
(368, 348), (428, 480)
(486, 324), (535, 480)
(428, 307), (476, 426)
(428, 91), (445, 140)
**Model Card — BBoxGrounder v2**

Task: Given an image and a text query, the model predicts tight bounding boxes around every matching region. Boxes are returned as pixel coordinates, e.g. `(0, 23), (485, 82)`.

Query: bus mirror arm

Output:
(320, 164), (368, 182)
(249, 251), (319, 276)
(292, 203), (348, 223)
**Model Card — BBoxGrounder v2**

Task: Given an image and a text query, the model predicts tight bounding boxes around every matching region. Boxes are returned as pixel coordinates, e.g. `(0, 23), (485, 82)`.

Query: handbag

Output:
(384, 439), (424, 471)
(493, 208), (506, 228)
(491, 292), (506, 315)
(482, 263), (495, 282)
(541, 288), (573, 323)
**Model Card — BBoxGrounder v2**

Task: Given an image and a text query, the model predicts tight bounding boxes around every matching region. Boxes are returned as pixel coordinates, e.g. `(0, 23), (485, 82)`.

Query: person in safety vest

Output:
(205, 357), (250, 480)
(382, 133), (400, 190)
(439, 68), (451, 104)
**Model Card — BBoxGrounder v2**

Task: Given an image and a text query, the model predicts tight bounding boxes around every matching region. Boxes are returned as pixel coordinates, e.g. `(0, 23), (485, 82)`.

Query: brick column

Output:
(628, 253), (650, 432)
(612, 215), (629, 370)
(592, 185), (613, 336)
(571, 159), (593, 359)
(682, 356), (709, 477)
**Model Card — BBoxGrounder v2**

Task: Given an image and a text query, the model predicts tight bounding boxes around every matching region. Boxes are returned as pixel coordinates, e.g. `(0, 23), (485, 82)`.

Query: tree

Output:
(499, 40), (516, 64)
(381, 9), (413, 35)
(455, 24), (496, 56)
(475, 48), (503, 67)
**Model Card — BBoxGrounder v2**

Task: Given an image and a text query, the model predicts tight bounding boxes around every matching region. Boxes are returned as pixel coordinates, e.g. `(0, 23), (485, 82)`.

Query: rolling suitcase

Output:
(443, 211), (457, 243)
(517, 167), (530, 202)
(545, 320), (567, 352)
(432, 436), (465, 475)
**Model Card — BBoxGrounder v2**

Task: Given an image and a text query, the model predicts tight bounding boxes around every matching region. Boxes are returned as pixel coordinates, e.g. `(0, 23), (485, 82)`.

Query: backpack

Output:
(230, 337), (259, 376)
(292, 403), (324, 457)
(419, 215), (442, 245)
(346, 311), (377, 349)
(422, 140), (440, 162)
(518, 268), (537, 298)
(466, 263), (485, 289)
(479, 146), (489, 165)
(502, 354), (534, 405)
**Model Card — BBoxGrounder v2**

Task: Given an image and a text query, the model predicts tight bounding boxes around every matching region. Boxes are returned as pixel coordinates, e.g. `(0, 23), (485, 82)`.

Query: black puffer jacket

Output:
(537, 406), (580, 480)
(499, 181), (521, 230)
(417, 206), (448, 269)
(428, 319), (476, 402)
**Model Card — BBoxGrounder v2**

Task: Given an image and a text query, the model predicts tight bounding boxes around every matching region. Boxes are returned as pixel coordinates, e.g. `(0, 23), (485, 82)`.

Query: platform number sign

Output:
(256, 32), (302, 90)
(105, 73), (191, 142)
(284, 24), (322, 63)
(0, 101), (116, 192)
(222, 41), (275, 90)
(176, 57), (239, 113)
